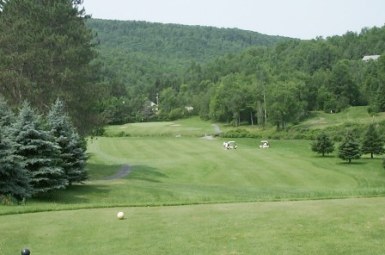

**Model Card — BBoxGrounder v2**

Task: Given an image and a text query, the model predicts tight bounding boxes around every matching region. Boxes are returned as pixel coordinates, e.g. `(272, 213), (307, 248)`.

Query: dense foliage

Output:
(0, 98), (87, 203)
(0, 0), (105, 134)
(338, 131), (361, 163)
(311, 133), (335, 156)
(89, 20), (385, 127)
(361, 124), (385, 158)
(86, 19), (288, 124)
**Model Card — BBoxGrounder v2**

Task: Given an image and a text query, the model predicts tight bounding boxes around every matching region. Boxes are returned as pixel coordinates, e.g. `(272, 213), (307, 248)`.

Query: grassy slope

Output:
(2, 110), (385, 254)
(86, 137), (385, 202)
(2, 112), (385, 215)
(297, 106), (385, 130)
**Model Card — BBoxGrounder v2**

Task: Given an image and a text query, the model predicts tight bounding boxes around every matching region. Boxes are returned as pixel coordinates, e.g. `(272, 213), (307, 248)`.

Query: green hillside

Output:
(298, 106), (385, 130)
(89, 20), (385, 127)
(87, 18), (287, 72)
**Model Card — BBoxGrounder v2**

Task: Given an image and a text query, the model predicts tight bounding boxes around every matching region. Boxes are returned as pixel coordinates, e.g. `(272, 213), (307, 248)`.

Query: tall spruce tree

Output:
(311, 132), (335, 156)
(47, 99), (87, 185)
(11, 102), (67, 195)
(361, 124), (384, 159)
(338, 131), (361, 163)
(0, 95), (15, 128)
(0, 96), (31, 202)
(0, 128), (32, 203)
(0, 0), (104, 134)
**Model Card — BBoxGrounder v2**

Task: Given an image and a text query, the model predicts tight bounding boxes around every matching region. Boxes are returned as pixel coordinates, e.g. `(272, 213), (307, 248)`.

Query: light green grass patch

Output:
(297, 106), (385, 130)
(104, 116), (216, 137)
(2, 198), (385, 255)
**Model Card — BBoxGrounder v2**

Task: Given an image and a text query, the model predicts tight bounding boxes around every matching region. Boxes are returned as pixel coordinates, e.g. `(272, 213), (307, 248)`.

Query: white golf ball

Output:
(117, 211), (124, 219)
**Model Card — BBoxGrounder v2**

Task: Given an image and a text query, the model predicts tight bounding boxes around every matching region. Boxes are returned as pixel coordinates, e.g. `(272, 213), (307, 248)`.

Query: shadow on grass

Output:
(311, 154), (336, 159)
(88, 162), (167, 183)
(27, 163), (167, 205)
(337, 161), (367, 165)
(128, 165), (168, 183)
(34, 183), (111, 204)
(87, 163), (124, 180)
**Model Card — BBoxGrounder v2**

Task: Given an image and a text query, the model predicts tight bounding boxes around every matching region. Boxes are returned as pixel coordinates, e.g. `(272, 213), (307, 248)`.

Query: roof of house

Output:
(362, 55), (381, 61)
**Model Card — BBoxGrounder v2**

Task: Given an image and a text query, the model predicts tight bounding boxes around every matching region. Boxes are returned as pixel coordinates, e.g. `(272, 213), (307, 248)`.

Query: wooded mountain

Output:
(88, 19), (385, 129)
(86, 19), (290, 124)
(87, 18), (288, 72)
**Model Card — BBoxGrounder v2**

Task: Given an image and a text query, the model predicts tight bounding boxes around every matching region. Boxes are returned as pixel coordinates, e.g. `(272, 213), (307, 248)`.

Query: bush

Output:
(220, 128), (262, 138)
(221, 128), (252, 138)
(0, 194), (17, 205)
(168, 108), (184, 120)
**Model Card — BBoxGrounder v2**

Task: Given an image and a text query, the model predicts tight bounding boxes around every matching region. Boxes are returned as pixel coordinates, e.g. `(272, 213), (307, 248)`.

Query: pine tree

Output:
(47, 99), (88, 185)
(11, 102), (67, 195)
(0, 0), (105, 134)
(0, 95), (15, 128)
(338, 131), (361, 163)
(0, 129), (32, 203)
(311, 132), (334, 156)
(66, 131), (88, 184)
(361, 124), (385, 159)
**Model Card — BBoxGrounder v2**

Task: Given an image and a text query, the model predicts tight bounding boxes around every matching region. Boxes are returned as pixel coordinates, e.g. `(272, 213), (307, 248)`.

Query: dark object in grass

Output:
(21, 248), (30, 255)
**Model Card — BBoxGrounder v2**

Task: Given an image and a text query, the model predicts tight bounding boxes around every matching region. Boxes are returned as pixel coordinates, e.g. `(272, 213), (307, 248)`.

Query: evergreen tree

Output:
(0, 129), (32, 203)
(361, 124), (385, 158)
(47, 99), (88, 185)
(0, 95), (15, 128)
(11, 102), (67, 195)
(338, 131), (361, 163)
(0, 0), (105, 134)
(66, 131), (88, 184)
(311, 132), (335, 156)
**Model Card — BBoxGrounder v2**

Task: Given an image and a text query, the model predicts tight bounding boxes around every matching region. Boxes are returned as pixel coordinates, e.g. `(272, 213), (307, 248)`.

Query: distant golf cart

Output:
(223, 141), (237, 149)
(259, 140), (270, 149)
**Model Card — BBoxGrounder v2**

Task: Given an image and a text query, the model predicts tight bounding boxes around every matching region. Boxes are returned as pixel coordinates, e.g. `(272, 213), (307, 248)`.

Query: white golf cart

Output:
(223, 141), (237, 149)
(259, 140), (270, 149)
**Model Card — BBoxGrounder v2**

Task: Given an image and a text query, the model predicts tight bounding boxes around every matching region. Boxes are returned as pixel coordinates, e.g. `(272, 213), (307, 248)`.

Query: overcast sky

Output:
(81, 0), (385, 39)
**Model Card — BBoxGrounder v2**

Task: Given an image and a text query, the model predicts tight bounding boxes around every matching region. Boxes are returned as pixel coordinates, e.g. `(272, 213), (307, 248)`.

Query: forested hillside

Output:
(91, 20), (385, 128)
(87, 19), (289, 124)
(88, 19), (287, 71)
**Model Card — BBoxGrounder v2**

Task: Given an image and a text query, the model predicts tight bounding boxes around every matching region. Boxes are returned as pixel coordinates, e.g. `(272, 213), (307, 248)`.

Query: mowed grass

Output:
(104, 116), (217, 137)
(296, 106), (385, 130)
(84, 136), (385, 205)
(2, 116), (385, 254)
(2, 198), (385, 255)
(2, 130), (385, 214)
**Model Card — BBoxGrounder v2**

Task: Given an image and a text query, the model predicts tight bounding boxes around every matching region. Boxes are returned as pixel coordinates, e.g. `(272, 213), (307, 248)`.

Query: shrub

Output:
(220, 129), (251, 138)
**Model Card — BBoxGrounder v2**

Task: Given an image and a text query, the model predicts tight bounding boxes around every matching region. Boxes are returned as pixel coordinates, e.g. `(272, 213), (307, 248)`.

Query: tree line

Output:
(312, 124), (385, 166)
(2, 1), (384, 132)
(161, 29), (385, 128)
(91, 21), (385, 128)
(0, 97), (87, 204)
(86, 18), (288, 125)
